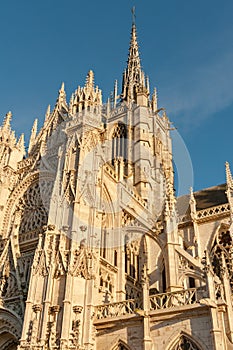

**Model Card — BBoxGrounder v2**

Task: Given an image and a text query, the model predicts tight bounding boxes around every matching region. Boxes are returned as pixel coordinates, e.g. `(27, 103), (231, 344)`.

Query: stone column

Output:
(60, 272), (73, 348)
(141, 264), (152, 350)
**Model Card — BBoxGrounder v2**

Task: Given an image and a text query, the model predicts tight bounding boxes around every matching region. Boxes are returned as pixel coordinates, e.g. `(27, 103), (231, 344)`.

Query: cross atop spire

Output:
(132, 6), (136, 26)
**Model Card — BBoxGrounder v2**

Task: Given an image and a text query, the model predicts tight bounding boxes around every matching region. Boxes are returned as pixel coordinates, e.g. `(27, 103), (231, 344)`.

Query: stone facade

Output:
(0, 19), (233, 350)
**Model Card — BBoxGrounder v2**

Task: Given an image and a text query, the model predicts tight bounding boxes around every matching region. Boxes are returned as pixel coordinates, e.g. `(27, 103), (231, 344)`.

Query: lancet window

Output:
(100, 228), (107, 259)
(111, 123), (127, 162)
(210, 229), (233, 290)
(124, 237), (140, 280)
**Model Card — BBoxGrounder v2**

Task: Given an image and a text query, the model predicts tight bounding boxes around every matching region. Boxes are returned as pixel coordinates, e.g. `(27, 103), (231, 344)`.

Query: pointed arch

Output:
(111, 339), (132, 350)
(178, 271), (205, 290)
(99, 184), (116, 262)
(154, 249), (167, 293)
(102, 183), (115, 227)
(111, 122), (127, 163)
(0, 307), (22, 349)
(167, 331), (206, 350)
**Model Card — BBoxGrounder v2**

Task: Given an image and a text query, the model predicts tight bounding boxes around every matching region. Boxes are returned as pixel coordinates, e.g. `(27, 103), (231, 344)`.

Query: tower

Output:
(0, 11), (232, 350)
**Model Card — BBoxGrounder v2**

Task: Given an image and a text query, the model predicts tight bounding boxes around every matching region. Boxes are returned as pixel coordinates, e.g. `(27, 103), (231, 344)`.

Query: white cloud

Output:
(161, 50), (233, 128)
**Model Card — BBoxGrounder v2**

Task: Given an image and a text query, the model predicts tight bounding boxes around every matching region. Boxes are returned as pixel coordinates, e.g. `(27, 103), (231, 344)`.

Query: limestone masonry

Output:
(0, 18), (233, 350)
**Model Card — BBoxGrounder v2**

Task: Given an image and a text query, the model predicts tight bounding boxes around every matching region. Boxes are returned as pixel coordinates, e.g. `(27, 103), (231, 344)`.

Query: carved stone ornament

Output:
(70, 245), (96, 279)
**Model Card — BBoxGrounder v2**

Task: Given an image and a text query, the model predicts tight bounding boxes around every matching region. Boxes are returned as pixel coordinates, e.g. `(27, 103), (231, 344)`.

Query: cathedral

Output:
(0, 16), (233, 350)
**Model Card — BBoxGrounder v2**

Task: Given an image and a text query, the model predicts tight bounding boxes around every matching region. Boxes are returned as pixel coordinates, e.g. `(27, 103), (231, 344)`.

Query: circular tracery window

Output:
(19, 181), (53, 234)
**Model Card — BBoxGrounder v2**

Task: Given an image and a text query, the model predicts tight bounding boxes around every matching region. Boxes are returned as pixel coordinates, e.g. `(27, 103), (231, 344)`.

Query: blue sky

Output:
(1, 0), (233, 193)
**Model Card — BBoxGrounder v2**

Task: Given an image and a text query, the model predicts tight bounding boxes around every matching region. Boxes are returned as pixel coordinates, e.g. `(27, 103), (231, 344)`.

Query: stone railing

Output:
(178, 203), (230, 224)
(196, 203), (230, 221)
(150, 288), (203, 311)
(95, 299), (142, 320)
(94, 288), (206, 320)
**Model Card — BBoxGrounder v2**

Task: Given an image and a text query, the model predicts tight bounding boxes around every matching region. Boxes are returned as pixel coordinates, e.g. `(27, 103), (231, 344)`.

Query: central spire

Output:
(121, 8), (149, 106)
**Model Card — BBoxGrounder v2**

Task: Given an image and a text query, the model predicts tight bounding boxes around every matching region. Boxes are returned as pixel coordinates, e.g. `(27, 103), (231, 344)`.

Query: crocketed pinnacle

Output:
(0, 112), (16, 147)
(69, 70), (102, 114)
(121, 22), (146, 103)
(85, 70), (94, 91)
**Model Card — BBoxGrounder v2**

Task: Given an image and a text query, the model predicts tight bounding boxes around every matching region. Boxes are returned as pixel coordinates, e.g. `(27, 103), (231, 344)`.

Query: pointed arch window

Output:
(111, 123), (127, 163)
(124, 236), (140, 280)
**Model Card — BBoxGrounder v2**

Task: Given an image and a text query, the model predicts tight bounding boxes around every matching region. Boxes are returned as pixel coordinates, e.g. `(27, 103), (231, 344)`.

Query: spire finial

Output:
(132, 6), (136, 26)
(60, 82), (65, 92)
(85, 70), (94, 91)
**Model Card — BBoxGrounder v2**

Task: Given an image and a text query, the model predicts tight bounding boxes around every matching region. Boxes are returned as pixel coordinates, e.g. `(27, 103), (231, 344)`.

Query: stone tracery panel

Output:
(18, 181), (53, 234)
(170, 335), (200, 350)
(210, 229), (233, 290)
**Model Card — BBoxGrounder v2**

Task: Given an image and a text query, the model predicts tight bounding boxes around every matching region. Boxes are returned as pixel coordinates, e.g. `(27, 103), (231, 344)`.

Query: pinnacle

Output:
(17, 133), (25, 152)
(32, 118), (38, 132)
(45, 104), (51, 121)
(2, 111), (12, 130)
(28, 118), (38, 154)
(60, 82), (65, 92)
(85, 70), (94, 91)
(225, 161), (233, 187)
(189, 187), (196, 204)
(56, 82), (67, 110)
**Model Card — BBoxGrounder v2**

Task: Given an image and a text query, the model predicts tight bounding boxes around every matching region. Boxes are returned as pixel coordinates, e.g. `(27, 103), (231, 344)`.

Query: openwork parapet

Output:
(149, 288), (204, 310)
(95, 299), (142, 320)
(196, 203), (230, 221)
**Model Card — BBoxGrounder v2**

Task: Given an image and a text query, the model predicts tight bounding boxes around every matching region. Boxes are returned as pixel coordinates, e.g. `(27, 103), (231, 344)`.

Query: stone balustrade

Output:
(150, 288), (203, 310)
(95, 299), (142, 320)
(94, 288), (206, 320)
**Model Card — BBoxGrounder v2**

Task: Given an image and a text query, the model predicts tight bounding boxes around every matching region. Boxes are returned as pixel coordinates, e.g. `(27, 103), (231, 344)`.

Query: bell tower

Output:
(17, 10), (177, 350)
